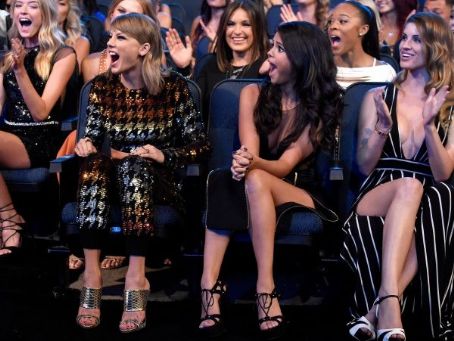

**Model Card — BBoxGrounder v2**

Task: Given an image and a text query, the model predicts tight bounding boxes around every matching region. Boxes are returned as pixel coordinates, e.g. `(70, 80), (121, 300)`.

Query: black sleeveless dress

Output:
(341, 84), (454, 339)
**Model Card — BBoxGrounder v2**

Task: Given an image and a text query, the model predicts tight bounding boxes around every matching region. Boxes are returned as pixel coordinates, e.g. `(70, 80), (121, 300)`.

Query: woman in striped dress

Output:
(341, 13), (454, 341)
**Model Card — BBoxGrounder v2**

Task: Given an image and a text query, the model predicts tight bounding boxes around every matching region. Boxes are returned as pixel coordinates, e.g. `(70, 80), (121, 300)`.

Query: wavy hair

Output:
(110, 13), (165, 95)
(61, 0), (84, 47)
(2, 0), (66, 80)
(254, 21), (343, 152)
(343, 0), (380, 59)
(106, 0), (157, 30)
(315, 0), (329, 28)
(395, 12), (454, 124)
(215, 0), (268, 73)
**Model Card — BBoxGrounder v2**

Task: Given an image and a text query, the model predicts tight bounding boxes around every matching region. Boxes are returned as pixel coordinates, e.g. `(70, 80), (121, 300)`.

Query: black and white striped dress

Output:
(341, 84), (454, 340)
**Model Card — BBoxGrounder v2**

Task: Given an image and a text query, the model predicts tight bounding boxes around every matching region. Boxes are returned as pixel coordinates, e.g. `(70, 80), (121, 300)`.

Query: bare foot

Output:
(0, 210), (25, 256)
(256, 287), (283, 331)
(68, 254), (84, 270)
(376, 295), (405, 340)
(199, 280), (225, 329)
(100, 255), (126, 269)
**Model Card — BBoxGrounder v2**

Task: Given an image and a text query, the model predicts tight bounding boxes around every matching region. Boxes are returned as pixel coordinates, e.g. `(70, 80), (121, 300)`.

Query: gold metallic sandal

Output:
(76, 287), (102, 329)
(119, 288), (150, 333)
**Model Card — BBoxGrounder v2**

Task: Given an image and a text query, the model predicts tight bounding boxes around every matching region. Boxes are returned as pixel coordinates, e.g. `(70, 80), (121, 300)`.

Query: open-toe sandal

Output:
(199, 280), (227, 338)
(76, 287), (102, 329)
(375, 294), (406, 341)
(347, 316), (376, 341)
(0, 203), (25, 259)
(100, 255), (126, 269)
(119, 287), (150, 333)
(256, 288), (286, 340)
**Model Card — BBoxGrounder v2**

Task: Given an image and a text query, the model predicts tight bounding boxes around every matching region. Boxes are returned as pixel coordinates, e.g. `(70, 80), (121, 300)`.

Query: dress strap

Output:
(372, 58), (376, 67)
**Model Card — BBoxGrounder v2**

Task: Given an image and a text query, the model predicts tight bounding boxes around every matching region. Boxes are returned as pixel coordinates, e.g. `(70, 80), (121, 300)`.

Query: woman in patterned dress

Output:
(342, 12), (454, 341)
(74, 13), (208, 332)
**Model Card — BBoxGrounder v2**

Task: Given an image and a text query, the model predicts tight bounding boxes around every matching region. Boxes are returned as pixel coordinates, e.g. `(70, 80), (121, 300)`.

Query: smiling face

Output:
(225, 8), (254, 55)
(13, 0), (42, 39)
(57, 0), (69, 26)
(111, 0), (144, 21)
(375, 0), (395, 15)
(107, 28), (149, 76)
(267, 32), (294, 86)
(327, 3), (369, 56)
(399, 22), (427, 71)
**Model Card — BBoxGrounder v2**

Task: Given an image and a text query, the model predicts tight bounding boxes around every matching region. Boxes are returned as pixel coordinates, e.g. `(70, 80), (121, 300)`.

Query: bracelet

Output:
(375, 122), (391, 137)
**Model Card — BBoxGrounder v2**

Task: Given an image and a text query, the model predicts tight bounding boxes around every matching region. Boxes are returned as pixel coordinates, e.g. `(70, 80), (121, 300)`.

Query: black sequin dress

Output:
(1, 46), (70, 167)
(77, 73), (209, 249)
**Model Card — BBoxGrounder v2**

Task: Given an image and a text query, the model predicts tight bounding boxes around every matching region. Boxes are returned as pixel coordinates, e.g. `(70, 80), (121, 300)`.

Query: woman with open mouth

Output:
(74, 13), (209, 333)
(327, 1), (396, 89)
(0, 0), (76, 260)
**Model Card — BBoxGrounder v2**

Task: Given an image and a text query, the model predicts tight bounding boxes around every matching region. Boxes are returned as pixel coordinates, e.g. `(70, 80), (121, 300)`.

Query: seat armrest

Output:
(49, 154), (78, 173)
(61, 116), (78, 132)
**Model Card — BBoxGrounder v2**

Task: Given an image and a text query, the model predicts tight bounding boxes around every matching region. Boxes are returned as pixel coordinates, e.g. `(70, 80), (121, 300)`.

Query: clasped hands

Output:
(75, 138), (164, 163)
(231, 145), (254, 181)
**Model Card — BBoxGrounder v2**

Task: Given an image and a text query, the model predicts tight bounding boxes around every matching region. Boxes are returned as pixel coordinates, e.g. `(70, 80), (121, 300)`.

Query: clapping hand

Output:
(372, 87), (393, 131)
(280, 4), (303, 23)
(422, 86), (449, 127)
(11, 38), (26, 70)
(231, 146), (254, 181)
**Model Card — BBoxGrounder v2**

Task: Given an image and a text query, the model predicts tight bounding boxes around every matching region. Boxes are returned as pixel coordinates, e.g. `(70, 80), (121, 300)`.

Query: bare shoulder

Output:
(241, 83), (261, 98)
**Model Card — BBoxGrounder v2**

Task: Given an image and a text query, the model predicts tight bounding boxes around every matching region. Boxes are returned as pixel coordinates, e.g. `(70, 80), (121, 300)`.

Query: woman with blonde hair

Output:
(0, 0), (76, 259)
(342, 12), (454, 341)
(81, 0), (157, 83)
(74, 13), (208, 332)
(57, 0), (90, 68)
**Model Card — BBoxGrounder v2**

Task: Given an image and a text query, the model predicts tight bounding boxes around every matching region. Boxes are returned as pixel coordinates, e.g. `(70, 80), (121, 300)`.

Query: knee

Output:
(245, 169), (268, 196)
(396, 178), (423, 200)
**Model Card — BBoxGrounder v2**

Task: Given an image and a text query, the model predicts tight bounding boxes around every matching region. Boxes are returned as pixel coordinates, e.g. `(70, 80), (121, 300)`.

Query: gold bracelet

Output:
(375, 122), (391, 137)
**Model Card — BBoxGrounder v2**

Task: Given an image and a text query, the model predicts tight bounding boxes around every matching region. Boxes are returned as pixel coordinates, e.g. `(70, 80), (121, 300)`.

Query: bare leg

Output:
(199, 228), (230, 328)
(245, 169), (314, 331)
(78, 249), (102, 328)
(357, 178), (423, 339)
(119, 255), (149, 331)
(0, 132), (31, 255)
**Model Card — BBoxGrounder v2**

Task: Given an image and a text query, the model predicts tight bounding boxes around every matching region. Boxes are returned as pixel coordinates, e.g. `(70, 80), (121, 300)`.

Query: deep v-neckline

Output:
(390, 87), (426, 161)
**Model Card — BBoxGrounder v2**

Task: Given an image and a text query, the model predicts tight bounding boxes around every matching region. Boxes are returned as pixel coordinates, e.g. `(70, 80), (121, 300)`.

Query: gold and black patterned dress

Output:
(77, 72), (209, 253)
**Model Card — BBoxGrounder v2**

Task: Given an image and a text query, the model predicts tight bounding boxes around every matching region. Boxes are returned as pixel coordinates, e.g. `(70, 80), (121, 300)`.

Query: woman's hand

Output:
(11, 38), (26, 71)
(165, 28), (193, 69)
(75, 137), (97, 157)
(131, 144), (165, 163)
(231, 146), (254, 181)
(199, 19), (216, 43)
(422, 86), (449, 127)
(372, 87), (393, 131)
(280, 4), (302, 23)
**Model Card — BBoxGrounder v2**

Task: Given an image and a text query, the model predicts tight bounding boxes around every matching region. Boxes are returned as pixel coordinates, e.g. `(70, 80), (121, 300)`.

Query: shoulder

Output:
(241, 83), (261, 100)
(54, 45), (76, 60)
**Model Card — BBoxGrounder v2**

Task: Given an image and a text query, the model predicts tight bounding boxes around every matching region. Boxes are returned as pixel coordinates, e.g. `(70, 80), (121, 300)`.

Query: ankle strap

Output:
(374, 294), (400, 306)
(0, 203), (13, 213)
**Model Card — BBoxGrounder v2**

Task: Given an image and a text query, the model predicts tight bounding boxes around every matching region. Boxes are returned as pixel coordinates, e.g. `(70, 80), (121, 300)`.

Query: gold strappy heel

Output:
(76, 287), (102, 329)
(119, 288), (150, 333)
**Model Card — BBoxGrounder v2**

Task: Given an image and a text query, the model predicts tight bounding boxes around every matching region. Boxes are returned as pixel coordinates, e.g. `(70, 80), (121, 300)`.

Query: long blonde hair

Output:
(62, 0), (84, 47)
(1, 0), (66, 80)
(395, 12), (454, 124)
(110, 13), (165, 95)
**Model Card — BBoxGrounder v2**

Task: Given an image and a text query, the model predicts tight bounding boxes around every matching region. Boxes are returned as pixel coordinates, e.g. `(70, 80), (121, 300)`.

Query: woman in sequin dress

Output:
(74, 13), (209, 332)
(0, 0), (76, 258)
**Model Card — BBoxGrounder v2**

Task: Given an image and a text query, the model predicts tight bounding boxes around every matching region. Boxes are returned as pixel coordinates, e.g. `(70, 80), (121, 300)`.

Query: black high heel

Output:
(0, 203), (24, 259)
(199, 280), (227, 338)
(256, 288), (286, 340)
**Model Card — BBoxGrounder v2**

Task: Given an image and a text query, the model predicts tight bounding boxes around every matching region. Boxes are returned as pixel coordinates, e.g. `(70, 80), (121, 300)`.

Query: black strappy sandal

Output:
(199, 280), (227, 338)
(0, 203), (25, 259)
(256, 288), (286, 340)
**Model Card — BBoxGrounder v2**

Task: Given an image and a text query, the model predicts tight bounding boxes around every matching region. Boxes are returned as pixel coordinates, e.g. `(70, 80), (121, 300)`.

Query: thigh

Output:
(0, 131), (30, 168)
(250, 170), (315, 208)
(356, 178), (422, 217)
